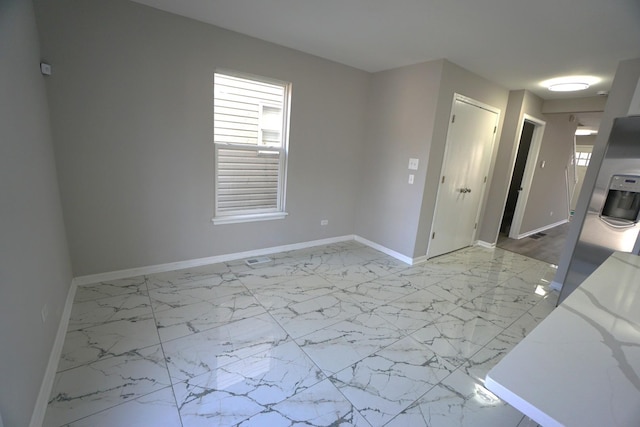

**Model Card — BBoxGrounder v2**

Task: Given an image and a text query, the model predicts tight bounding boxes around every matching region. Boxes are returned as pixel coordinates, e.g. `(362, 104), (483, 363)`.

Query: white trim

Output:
(476, 240), (496, 249)
(514, 219), (569, 240)
(212, 211), (288, 225)
(74, 235), (355, 286)
(508, 115), (547, 239)
(29, 279), (77, 427)
(74, 235), (423, 286)
(411, 255), (428, 265)
(427, 93), (501, 259)
(354, 236), (412, 265)
(549, 280), (563, 292)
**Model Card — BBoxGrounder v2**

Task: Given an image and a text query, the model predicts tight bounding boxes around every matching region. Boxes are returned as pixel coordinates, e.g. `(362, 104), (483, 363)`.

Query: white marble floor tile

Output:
(235, 379), (370, 427)
(46, 243), (547, 427)
(44, 345), (171, 427)
(146, 263), (232, 287)
(175, 341), (328, 426)
(341, 275), (420, 312)
(315, 263), (393, 289)
(148, 276), (246, 312)
(67, 292), (152, 331)
(385, 369), (523, 427)
(396, 265), (460, 289)
(295, 312), (403, 375)
(331, 336), (455, 426)
(303, 250), (381, 273)
(163, 313), (289, 382)
(183, 340), (325, 406)
(155, 292), (266, 342)
(411, 307), (503, 368)
(427, 272), (494, 304)
(462, 287), (542, 328)
(250, 274), (337, 310)
(517, 416), (541, 427)
(269, 291), (367, 339)
(461, 331), (522, 386)
(65, 387), (180, 427)
(236, 263), (315, 289)
(175, 381), (264, 427)
(58, 316), (160, 371)
(374, 289), (457, 334)
(74, 276), (147, 303)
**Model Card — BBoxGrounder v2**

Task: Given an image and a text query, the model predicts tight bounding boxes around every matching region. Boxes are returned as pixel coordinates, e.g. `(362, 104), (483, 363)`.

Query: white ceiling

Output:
(130, 0), (640, 100)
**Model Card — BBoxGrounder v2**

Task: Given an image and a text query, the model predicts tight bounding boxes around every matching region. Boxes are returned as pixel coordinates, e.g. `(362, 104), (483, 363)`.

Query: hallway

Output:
(496, 222), (570, 265)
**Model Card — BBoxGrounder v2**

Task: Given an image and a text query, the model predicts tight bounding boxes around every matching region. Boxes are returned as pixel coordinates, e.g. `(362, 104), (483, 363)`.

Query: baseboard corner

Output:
(30, 279), (77, 427)
(476, 240), (496, 249)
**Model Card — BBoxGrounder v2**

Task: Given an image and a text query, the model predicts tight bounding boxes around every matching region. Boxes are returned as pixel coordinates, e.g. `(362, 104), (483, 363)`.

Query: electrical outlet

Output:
(41, 303), (49, 324)
(550, 211), (553, 216)
(320, 219), (328, 226)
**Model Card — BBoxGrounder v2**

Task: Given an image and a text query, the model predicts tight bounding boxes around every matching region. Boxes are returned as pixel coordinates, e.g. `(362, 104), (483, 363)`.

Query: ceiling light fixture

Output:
(549, 82), (589, 92)
(575, 129), (597, 136)
(541, 76), (600, 92)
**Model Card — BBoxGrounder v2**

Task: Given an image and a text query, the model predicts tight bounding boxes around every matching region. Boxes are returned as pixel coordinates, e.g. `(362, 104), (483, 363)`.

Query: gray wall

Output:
(478, 90), (527, 243)
(356, 60), (509, 259)
(0, 1), (73, 426)
(555, 57), (640, 287)
(356, 60), (444, 257)
(34, 0), (370, 276)
(519, 113), (576, 233)
(416, 61), (509, 257)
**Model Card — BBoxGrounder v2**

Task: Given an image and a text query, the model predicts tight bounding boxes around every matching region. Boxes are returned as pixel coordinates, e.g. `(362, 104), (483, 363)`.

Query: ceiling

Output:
(130, 0), (640, 101)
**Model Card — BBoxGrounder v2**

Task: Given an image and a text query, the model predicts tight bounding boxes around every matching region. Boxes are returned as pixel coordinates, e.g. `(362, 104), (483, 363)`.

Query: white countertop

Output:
(485, 251), (640, 427)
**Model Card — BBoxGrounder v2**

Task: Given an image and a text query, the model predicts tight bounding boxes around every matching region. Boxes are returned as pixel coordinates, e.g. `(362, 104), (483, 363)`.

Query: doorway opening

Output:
(501, 121), (535, 235)
(499, 115), (546, 240)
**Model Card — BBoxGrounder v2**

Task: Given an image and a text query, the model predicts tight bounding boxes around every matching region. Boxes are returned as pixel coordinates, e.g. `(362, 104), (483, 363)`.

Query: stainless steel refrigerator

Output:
(560, 116), (640, 303)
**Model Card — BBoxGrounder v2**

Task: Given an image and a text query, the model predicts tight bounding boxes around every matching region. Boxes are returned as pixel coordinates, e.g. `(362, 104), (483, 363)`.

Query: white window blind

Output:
(214, 72), (290, 222)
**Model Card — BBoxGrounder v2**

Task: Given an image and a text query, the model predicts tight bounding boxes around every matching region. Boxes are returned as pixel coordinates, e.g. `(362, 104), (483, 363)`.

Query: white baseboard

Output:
(515, 219), (569, 240)
(476, 240), (496, 249)
(30, 279), (78, 427)
(549, 280), (563, 292)
(74, 234), (424, 286)
(74, 235), (355, 286)
(411, 255), (428, 265)
(354, 236), (413, 265)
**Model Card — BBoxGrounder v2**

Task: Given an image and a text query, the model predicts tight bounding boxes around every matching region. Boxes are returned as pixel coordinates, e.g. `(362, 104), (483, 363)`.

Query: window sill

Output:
(212, 212), (288, 225)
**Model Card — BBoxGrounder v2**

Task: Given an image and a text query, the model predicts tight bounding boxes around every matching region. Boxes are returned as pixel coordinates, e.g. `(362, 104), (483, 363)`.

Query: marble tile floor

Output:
(43, 241), (557, 427)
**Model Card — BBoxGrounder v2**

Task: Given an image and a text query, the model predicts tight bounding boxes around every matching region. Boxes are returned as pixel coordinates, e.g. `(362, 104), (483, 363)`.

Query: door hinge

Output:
(494, 126), (497, 134)
(432, 232), (436, 239)
(451, 115), (456, 123)
(484, 176), (487, 183)
(441, 176), (445, 184)
(474, 222), (478, 229)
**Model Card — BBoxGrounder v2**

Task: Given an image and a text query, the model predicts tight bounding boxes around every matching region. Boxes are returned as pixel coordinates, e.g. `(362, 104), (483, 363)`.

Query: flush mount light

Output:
(541, 76), (600, 92)
(550, 82), (589, 92)
(575, 129), (597, 136)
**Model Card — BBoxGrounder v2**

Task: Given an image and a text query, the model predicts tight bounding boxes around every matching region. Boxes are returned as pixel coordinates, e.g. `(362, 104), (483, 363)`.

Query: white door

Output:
(428, 96), (499, 258)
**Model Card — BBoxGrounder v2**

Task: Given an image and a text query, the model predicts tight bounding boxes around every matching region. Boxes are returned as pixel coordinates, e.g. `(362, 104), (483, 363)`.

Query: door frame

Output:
(506, 114), (546, 239)
(426, 93), (501, 258)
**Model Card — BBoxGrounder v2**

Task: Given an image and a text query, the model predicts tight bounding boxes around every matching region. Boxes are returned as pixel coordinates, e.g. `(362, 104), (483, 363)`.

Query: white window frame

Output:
(575, 151), (592, 167)
(212, 71), (291, 225)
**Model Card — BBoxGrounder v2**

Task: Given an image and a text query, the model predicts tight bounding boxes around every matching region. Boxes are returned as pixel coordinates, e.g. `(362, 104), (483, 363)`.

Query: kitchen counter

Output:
(485, 251), (640, 427)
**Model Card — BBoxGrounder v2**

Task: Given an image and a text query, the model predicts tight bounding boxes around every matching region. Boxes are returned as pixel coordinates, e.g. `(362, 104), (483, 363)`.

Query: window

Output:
(213, 71), (291, 224)
(575, 151), (591, 167)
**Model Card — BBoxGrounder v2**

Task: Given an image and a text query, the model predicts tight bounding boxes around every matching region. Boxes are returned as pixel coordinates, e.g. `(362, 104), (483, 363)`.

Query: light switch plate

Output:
(408, 158), (419, 170)
(408, 174), (414, 184)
